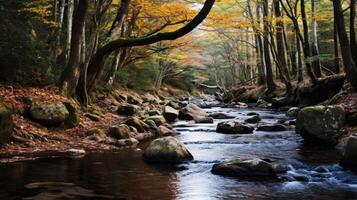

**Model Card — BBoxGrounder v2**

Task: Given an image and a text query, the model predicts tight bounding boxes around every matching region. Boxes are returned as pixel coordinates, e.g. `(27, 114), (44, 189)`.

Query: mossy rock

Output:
(109, 124), (132, 139)
(127, 95), (143, 105)
(147, 110), (161, 116)
(85, 128), (106, 138)
(117, 104), (139, 116)
(145, 119), (157, 128)
(29, 103), (69, 127)
(216, 121), (254, 134)
(64, 101), (80, 128)
(143, 136), (193, 163)
(124, 117), (150, 132)
(146, 115), (166, 126)
(296, 105), (345, 145)
(0, 102), (14, 144)
(85, 113), (101, 121)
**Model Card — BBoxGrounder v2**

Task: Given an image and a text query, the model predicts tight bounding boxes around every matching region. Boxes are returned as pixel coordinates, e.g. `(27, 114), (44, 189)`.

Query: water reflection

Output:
(0, 108), (356, 200)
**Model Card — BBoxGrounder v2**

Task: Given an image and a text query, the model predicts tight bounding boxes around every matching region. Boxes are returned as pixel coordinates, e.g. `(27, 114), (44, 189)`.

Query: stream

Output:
(1, 107), (357, 199)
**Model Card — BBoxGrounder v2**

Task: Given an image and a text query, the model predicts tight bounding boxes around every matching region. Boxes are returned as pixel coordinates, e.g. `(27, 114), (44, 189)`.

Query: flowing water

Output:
(1, 107), (357, 200)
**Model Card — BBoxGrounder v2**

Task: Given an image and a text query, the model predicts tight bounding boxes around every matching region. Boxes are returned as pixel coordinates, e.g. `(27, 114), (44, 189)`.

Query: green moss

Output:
(64, 101), (80, 128)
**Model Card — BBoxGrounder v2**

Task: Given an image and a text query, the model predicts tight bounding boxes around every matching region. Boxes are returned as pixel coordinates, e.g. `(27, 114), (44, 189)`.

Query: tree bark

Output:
(66, 0), (74, 61)
(263, 0), (276, 93)
(350, 0), (357, 64)
(85, 0), (216, 93)
(334, 16), (340, 73)
(296, 31), (303, 82)
(311, 0), (322, 77)
(333, 0), (357, 89)
(273, 0), (291, 95)
(301, 0), (317, 83)
(60, 0), (88, 97)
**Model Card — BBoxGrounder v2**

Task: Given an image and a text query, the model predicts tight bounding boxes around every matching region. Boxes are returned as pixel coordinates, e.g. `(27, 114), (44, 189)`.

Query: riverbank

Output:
(0, 84), (195, 162)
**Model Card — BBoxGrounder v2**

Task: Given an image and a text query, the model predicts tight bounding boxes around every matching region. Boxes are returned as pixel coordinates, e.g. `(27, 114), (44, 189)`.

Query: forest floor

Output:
(0, 84), (188, 162)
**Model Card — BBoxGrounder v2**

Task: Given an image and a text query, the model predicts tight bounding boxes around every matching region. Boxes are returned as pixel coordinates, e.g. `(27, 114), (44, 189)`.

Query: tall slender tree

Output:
(262, 0), (276, 93)
(311, 0), (322, 77)
(60, 0), (89, 97)
(333, 0), (357, 89)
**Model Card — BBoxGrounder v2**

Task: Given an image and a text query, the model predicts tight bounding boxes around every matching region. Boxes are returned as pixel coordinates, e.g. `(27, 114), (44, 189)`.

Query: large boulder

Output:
(211, 158), (276, 177)
(216, 121), (254, 134)
(124, 117), (150, 132)
(178, 103), (208, 121)
(146, 115), (166, 126)
(0, 102), (14, 144)
(163, 106), (179, 122)
(117, 104), (139, 116)
(296, 105), (345, 145)
(341, 136), (357, 168)
(29, 103), (69, 126)
(143, 136), (193, 163)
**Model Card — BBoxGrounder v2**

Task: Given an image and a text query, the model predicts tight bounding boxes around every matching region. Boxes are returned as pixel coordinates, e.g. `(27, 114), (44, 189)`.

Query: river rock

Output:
(158, 125), (176, 136)
(341, 136), (357, 168)
(194, 117), (214, 124)
(29, 103), (69, 126)
(145, 119), (157, 128)
(163, 106), (179, 122)
(117, 103), (139, 116)
(0, 102), (14, 144)
(256, 99), (270, 109)
(245, 115), (261, 124)
(216, 121), (254, 134)
(178, 103), (208, 121)
(209, 112), (234, 119)
(124, 117), (150, 132)
(211, 158), (276, 177)
(127, 95), (143, 105)
(85, 128), (106, 138)
(147, 110), (161, 116)
(296, 105), (345, 145)
(167, 101), (181, 110)
(247, 112), (259, 116)
(143, 136), (193, 163)
(143, 93), (160, 104)
(109, 124), (132, 139)
(146, 115), (166, 126)
(257, 124), (287, 132)
(287, 107), (300, 118)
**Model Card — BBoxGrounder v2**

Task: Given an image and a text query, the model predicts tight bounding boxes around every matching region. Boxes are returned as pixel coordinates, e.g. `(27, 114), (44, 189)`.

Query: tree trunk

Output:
(301, 0), (317, 84)
(350, 0), (357, 64)
(66, 0), (74, 61)
(56, 0), (65, 51)
(263, 0), (276, 93)
(296, 32), (303, 82)
(311, 0), (322, 77)
(60, 0), (88, 97)
(333, 0), (357, 89)
(273, 0), (291, 95)
(334, 16), (340, 73)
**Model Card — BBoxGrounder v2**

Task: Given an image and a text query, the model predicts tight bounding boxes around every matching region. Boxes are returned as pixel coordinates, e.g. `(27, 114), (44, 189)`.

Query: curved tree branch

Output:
(85, 0), (215, 91)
